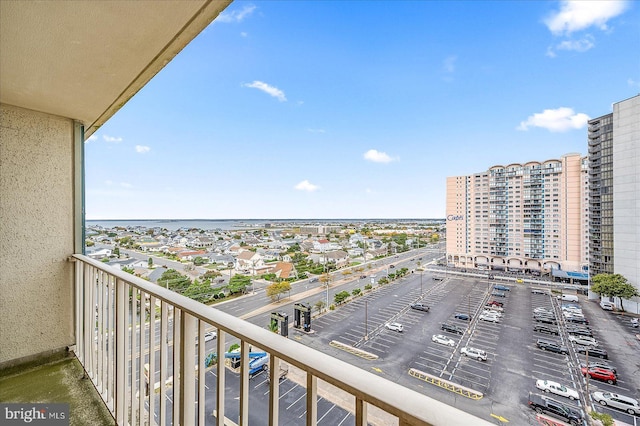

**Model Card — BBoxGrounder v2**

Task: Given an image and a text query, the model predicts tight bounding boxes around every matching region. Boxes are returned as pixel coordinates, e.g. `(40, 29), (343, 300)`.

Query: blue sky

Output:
(85, 0), (639, 220)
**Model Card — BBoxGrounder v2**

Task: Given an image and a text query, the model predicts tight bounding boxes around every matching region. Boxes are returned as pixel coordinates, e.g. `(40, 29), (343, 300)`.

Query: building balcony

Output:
(2, 255), (489, 426)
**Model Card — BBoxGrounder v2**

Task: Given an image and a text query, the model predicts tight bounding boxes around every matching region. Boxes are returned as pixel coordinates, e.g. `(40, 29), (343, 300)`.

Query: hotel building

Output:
(446, 153), (589, 275)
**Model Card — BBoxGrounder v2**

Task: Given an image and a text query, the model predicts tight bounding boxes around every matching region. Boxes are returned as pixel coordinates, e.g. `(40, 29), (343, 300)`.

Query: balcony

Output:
(67, 255), (489, 425)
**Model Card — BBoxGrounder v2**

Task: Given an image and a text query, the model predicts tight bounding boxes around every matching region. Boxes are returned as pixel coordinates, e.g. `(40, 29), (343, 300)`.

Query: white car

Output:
(534, 307), (553, 314)
(461, 346), (487, 361)
(204, 331), (217, 342)
(385, 322), (404, 332)
(568, 335), (598, 347)
(479, 313), (500, 323)
(592, 392), (640, 415)
(536, 379), (579, 401)
(432, 334), (455, 347)
(482, 309), (503, 317)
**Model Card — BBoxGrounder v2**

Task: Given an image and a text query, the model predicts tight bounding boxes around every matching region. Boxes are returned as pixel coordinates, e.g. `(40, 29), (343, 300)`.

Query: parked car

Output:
(432, 334), (455, 347)
(487, 300), (504, 307)
(581, 367), (616, 384)
(527, 394), (582, 425)
(580, 361), (616, 374)
(494, 285), (511, 291)
(441, 323), (464, 335)
(482, 309), (502, 318)
(535, 379), (579, 400)
(599, 300), (614, 311)
(485, 304), (504, 313)
(385, 322), (403, 332)
(575, 345), (608, 359)
(410, 303), (430, 312)
(566, 327), (593, 337)
(536, 339), (569, 355)
(359, 275), (367, 279)
(454, 313), (471, 321)
(565, 316), (589, 325)
(592, 392), (639, 415)
(568, 335), (598, 347)
(461, 346), (487, 361)
(534, 316), (557, 325)
(204, 331), (217, 342)
(491, 291), (506, 298)
(631, 318), (639, 328)
(479, 313), (500, 323)
(534, 307), (553, 314)
(531, 288), (550, 294)
(389, 265), (395, 269)
(309, 278), (319, 283)
(534, 324), (559, 335)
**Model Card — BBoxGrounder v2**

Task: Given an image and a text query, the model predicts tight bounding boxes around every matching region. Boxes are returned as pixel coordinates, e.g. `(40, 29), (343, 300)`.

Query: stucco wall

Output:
(0, 103), (76, 366)
(613, 95), (640, 312)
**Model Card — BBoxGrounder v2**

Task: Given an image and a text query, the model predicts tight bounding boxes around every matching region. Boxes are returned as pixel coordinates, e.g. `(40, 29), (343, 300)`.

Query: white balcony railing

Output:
(72, 254), (492, 426)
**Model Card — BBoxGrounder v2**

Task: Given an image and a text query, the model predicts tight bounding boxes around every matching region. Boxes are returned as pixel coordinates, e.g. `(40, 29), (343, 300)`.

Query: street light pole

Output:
(420, 271), (423, 297)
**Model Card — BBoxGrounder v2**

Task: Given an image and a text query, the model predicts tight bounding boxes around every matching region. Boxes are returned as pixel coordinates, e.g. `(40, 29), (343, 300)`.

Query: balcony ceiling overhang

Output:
(0, 0), (232, 137)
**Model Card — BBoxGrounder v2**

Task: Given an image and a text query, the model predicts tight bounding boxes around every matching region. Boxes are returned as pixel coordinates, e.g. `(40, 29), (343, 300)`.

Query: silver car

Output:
(592, 392), (640, 415)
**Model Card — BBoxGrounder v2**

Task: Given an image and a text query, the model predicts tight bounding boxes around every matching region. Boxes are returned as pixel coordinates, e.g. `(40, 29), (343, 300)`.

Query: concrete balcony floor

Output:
(0, 352), (114, 426)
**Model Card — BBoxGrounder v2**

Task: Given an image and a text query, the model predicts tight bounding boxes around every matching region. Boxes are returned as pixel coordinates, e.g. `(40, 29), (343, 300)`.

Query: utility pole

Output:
(364, 300), (368, 341)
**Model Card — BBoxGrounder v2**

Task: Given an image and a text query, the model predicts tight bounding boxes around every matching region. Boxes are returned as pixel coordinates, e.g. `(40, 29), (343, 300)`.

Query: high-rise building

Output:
(588, 95), (640, 310)
(446, 153), (589, 275)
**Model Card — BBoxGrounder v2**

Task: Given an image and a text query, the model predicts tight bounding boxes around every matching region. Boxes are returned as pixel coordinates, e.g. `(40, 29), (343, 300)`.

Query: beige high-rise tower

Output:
(446, 153), (588, 275)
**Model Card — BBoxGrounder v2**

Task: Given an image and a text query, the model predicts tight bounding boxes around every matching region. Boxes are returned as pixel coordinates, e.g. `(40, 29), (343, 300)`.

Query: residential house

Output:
(271, 262), (297, 280)
(177, 250), (207, 261)
(236, 250), (264, 274)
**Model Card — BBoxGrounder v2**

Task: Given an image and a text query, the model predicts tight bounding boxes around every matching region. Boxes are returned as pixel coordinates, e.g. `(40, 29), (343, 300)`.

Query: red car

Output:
(581, 367), (617, 385)
(487, 301), (504, 307)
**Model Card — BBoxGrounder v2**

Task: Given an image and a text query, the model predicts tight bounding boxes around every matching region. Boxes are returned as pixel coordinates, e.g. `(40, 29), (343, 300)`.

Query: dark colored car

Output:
(494, 285), (511, 291)
(528, 394), (582, 426)
(575, 345), (608, 359)
(536, 339), (569, 355)
(441, 323), (464, 335)
(533, 324), (559, 335)
(389, 265), (395, 269)
(454, 313), (471, 321)
(581, 367), (616, 384)
(566, 327), (593, 337)
(359, 275), (367, 279)
(491, 291), (506, 298)
(534, 316), (557, 325)
(410, 303), (429, 312)
(487, 301), (504, 307)
(565, 316), (589, 325)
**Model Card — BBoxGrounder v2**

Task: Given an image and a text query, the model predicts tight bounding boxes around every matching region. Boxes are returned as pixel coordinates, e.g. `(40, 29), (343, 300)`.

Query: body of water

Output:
(86, 218), (442, 231)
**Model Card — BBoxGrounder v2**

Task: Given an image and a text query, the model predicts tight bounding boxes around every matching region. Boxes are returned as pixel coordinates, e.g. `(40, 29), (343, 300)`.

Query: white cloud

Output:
(218, 4), (256, 23)
(306, 128), (326, 133)
(365, 188), (374, 194)
(628, 78), (640, 88)
(135, 145), (151, 154)
(85, 135), (98, 143)
(120, 182), (132, 188)
(547, 35), (595, 57)
(363, 149), (397, 163)
(242, 81), (287, 102)
(294, 180), (319, 192)
(103, 135), (123, 143)
(443, 55), (457, 73)
(517, 107), (590, 132)
(240, 32), (248, 38)
(544, 0), (629, 35)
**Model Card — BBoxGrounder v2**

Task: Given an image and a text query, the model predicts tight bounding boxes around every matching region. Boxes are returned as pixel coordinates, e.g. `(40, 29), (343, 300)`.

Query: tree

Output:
(591, 273), (640, 312)
(183, 279), (214, 303)
(334, 291), (350, 304)
(228, 274), (251, 294)
(113, 247), (120, 256)
(159, 269), (191, 292)
(314, 300), (326, 313)
(265, 281), (291, 302)
(193, 256), (206, 266)
(148, 257), (153, 268)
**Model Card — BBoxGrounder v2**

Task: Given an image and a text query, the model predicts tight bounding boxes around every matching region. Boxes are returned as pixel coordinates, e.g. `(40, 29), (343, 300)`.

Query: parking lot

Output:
(295, 270), (640, 425)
